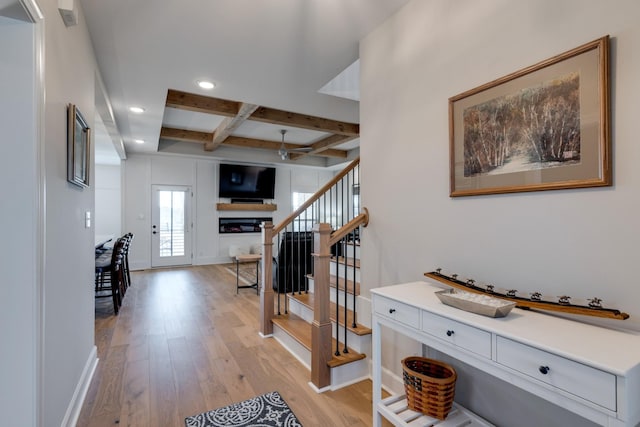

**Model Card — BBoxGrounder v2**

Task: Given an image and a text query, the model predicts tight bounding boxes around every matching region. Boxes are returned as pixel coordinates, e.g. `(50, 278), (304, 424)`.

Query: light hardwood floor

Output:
(78, 264), (390, 426)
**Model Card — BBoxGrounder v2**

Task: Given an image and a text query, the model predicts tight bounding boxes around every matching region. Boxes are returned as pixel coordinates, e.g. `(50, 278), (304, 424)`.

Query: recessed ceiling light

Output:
(197, 80), (215, 90)
(134, 139), (145, 144)
(129, 106), (145, 114)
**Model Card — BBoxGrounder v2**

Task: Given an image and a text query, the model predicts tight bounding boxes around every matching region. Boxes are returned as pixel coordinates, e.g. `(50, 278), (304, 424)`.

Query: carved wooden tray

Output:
(435, 289), (516, 318)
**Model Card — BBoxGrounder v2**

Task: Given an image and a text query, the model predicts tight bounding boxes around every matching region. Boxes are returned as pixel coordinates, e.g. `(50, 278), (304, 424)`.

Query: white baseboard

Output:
(61, 346), (98, 427)
(194, 256), (230, 265)
(381, 365), (404, 396)
(330, 372), (370, 391)
(308, 381), (331, 394)
(130, 260), (150, 271)
(131, 257), (231, 270)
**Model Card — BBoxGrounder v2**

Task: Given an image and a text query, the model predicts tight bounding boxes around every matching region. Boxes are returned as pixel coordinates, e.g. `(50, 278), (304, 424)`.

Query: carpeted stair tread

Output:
(272, 312), (366, 368)
(288, 293), (371, 336)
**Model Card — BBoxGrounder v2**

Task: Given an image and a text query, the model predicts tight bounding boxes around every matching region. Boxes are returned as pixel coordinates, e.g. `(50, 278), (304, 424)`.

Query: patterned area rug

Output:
(185, 391), (302, 427)
(223, 263), (260, 286)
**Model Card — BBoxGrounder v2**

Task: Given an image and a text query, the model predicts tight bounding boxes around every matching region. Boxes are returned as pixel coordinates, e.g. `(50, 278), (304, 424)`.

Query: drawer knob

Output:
(538, 365), (550, 375)
(389, 308), (396, 314)
(446, 330), (455, 337)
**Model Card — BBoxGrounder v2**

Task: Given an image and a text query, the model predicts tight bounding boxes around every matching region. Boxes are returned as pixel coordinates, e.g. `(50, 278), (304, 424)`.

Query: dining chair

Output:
(122, 233), (134, 291)
(95, 236), (126, 314)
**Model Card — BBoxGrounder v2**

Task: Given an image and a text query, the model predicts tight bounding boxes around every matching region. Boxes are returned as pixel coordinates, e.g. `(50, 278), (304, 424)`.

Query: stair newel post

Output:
(311, 222), (333, 390)
(343, 238), (349, 353)
(260, 221), (275, 337)
(334, 241), (341, 357)
(351, 227), (358, 329)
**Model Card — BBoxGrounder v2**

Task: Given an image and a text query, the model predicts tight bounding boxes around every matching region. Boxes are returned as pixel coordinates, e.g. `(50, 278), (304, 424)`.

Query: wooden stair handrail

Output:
(261, 156), (367, 390)
(328, 208), (369, 247)
(273, 157), (360, 235)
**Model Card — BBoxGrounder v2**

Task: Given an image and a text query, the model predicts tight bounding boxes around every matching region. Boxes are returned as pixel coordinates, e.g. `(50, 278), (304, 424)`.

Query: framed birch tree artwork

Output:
(449, 36), (611, 197)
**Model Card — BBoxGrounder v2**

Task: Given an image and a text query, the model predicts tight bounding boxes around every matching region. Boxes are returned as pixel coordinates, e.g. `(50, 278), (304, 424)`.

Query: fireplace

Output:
(219, 217), (272, 234)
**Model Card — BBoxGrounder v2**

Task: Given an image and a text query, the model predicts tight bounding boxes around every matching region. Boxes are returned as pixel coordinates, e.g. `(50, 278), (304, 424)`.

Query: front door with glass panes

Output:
(151, 185), (192, 267)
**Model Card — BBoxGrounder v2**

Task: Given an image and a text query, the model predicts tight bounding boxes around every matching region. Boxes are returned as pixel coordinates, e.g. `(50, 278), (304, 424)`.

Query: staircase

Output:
(272, 245), (371, 390)
(259, 158), (371, 391)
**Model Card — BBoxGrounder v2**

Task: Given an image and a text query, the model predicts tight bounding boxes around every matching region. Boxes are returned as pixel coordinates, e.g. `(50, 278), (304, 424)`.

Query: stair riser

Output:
(308, 277), (359, 297)
(287, 297), (370, 354)
(330, 330), (371, 356)
(345, 243), (360, 259)
(286, 297), (312, 322)
(272, 323), (311, 369)
(329, 262), (360, 282)
(272, 321), (369, 391)
(330, 357), (369, 391)
(297, 281), (363, 321)
(330, 290), (358, 311)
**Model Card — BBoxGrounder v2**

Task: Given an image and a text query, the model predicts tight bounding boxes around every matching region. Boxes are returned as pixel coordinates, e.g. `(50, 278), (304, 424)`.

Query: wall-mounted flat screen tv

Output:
(219, 163), (276, 199)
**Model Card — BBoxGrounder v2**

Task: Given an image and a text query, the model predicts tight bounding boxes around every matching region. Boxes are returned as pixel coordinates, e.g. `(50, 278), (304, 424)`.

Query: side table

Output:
(235, 254), (261, 294)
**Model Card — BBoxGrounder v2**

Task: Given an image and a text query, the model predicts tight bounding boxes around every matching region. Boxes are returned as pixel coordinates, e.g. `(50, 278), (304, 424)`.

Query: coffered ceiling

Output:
(79, 0), (409, 166)
(160, 89), (359, 161)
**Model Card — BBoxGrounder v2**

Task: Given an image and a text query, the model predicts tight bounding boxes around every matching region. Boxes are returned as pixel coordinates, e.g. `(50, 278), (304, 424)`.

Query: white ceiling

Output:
(80, 0), (409, 165)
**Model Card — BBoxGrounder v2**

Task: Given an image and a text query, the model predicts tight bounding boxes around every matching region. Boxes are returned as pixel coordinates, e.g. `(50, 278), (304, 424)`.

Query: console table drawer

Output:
(496, 336), (616, 411)
(373, 296), (420, 330)
(421, 310), (492, 358)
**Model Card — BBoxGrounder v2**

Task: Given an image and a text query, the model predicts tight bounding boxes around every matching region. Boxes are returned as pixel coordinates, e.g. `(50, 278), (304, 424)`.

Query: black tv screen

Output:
(219, 163), (276, 199)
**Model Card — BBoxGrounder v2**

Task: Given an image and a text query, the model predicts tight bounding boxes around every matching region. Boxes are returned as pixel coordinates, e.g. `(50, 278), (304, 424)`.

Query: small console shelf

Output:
(216, 203), (277, 211)
(371, 281), (640, 427)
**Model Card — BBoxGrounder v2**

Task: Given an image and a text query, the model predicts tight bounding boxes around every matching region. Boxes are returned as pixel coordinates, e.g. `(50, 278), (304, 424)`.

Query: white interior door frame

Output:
(1, 1), (46, 425)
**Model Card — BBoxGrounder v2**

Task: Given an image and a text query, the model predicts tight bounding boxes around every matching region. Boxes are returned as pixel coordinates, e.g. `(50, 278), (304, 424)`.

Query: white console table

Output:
(371, 281), (640, 427)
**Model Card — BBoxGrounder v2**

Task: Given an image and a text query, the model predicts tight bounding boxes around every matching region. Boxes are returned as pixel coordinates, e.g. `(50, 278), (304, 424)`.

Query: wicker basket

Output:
(402, 356), (457, 420)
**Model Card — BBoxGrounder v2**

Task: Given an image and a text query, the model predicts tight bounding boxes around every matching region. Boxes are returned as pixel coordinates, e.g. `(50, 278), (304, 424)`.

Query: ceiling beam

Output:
(160, 128), (348, 158)
(205, 103), (259, 151)
(223, 136), (348, 158)
(160, 127), (211, 144)
(249, 106), (359, 136)
(289, 134), (358, 160)
(165, 89), (239, 116)
(165, 89), (359, 136)
(288, 148), (348, 159)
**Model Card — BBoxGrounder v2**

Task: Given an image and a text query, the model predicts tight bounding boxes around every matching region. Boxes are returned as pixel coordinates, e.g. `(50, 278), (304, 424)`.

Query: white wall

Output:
(95, 164), (122, 238)
(123, 153), (334, 269)
(1, 2), (99, 425)
(0, 12), (38, 426)
(40, 0), (100, 424)
(361, 1), (640, 425)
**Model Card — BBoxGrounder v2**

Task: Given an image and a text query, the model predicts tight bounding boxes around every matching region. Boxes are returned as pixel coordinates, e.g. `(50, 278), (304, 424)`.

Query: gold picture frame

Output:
(67, 104), (91, 188)
(449, 36), (610, 197)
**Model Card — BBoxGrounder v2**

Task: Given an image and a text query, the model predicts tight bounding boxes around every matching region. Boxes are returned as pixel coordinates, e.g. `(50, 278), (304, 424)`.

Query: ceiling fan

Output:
(278, 129), (312, 160)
